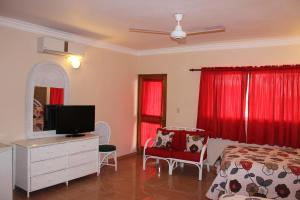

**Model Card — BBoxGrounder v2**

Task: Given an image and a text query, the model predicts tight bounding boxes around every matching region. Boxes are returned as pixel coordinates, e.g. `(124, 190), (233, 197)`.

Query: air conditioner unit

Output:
(37, 37), (85, 56)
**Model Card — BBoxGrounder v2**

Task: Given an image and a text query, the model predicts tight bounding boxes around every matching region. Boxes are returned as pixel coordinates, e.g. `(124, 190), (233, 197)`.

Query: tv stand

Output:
(13, 134), (99, 198)
(66, 134), (85, 137)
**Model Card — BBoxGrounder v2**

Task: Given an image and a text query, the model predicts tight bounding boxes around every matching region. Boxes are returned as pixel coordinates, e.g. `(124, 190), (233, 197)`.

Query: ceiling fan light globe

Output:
(171, 30), (186, 39)
(174, 13), (183, 21)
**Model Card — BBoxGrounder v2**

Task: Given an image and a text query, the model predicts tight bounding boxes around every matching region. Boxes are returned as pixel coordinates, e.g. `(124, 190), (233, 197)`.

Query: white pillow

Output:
(154, 129), (174, 149)
(186, 134), (204, 153)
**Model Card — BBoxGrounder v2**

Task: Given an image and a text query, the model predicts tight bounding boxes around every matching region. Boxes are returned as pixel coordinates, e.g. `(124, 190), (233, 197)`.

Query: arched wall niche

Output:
(26, 62), (70, 139)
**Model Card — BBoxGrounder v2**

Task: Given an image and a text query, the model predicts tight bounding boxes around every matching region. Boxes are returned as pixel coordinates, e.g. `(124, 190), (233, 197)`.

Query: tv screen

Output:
(43, 105), (60, 131)
(56, 105), (95, 135)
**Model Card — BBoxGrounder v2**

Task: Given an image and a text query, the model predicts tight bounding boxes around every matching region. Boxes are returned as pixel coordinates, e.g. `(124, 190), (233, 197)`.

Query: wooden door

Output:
(137, 74), (167, 152)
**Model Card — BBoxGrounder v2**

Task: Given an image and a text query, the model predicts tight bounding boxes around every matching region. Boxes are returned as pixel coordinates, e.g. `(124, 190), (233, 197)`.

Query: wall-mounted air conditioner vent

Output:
(37, 37), (85, 56)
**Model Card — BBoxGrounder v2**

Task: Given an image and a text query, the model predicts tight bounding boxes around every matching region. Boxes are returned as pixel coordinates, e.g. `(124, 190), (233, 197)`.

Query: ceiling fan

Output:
(129, 13), (225, 40)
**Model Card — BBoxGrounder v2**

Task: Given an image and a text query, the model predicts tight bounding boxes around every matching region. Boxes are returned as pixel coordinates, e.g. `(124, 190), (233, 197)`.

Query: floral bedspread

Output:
(206, 145), (300, 200)
(219, 194), (270, 200)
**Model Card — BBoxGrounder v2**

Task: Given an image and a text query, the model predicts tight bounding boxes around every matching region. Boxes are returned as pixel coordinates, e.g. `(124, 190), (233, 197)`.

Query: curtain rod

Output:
(189, 68), (202, 72)
(190, 65), (300, 72)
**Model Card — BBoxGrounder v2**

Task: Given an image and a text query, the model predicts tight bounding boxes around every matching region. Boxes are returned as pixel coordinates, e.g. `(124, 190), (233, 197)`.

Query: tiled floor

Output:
(14, 155), (216, 200)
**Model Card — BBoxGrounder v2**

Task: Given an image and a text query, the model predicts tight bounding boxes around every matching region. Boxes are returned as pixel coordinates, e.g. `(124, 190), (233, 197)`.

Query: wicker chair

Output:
(94, 121), (117, 173)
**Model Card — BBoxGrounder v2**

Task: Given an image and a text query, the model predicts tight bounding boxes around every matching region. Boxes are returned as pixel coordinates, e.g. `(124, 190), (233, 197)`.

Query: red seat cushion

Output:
(145, 147), (172, 158)
(172, 150), (207, 162)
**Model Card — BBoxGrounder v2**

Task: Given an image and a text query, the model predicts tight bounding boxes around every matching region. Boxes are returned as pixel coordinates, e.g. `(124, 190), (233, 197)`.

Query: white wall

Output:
(0, 26), (137, 156)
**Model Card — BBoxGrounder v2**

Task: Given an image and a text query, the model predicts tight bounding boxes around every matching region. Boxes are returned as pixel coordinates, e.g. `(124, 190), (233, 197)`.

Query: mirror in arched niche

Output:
(26, 62), (70, 139)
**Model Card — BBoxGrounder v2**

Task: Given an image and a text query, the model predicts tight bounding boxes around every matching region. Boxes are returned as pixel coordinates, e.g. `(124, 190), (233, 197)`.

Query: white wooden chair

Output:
(94, 121), (117, 173)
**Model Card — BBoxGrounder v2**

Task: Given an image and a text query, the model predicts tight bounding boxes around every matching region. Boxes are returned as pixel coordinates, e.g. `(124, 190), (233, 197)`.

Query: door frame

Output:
(136, 74), (167, 153)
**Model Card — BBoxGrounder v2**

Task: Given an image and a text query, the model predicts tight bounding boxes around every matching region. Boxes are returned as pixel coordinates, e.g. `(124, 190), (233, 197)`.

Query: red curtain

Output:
(140, 122), (161, 147)
(140, 80), (163, 147)
(247, 66), (300, 148)
(197, 68), (248, 142)
(141, 81), (163, 116)
(50, 88), (64, 105)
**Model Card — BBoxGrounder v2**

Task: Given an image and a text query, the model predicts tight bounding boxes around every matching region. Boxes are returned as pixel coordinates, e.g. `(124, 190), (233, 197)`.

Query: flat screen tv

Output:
(56, 105), (95, 136)
(43, 105), (60, 131)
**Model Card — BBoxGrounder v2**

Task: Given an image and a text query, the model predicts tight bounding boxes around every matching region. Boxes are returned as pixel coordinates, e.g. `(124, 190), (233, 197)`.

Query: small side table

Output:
(0, 143), (12, 200)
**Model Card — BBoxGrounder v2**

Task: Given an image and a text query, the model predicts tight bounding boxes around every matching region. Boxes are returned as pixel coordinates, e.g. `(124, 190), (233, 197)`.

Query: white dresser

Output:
(13, 134), (99, 197)
(0, 143), (12, 200)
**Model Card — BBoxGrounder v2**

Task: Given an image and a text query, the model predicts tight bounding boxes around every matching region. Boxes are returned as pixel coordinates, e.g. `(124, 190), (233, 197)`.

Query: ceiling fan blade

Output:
(129, 28), (170, 35)
(187, 26), (225, 36)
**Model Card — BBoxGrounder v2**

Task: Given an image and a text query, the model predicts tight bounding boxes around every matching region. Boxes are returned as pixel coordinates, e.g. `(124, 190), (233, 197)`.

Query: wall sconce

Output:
(67, 55), (82, 69)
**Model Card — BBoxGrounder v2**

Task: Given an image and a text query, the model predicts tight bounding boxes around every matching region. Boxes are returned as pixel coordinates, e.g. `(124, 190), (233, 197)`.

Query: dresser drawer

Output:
(69, 150), (98, 167)
(68, 162), (97, 181)
(68, 139), (98, 154)
(31, 156), (68, 177)
(31, 170), (67, 192)
(31, 143), (67, 162)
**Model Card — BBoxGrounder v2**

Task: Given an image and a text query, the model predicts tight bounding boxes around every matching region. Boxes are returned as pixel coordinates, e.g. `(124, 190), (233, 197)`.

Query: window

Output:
(197, 66), (300, 148)
(247, 67), (300, 148)
(197, 68), (247, 142)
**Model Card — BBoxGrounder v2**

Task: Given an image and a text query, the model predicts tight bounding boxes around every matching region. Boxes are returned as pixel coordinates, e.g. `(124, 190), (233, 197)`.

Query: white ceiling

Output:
(0, 0), (300, 50)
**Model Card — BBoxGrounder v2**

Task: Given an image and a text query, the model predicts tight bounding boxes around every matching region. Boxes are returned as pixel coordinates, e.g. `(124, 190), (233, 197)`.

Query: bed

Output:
(219, 194), (270, 200)
(206, 145), (300, 200)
